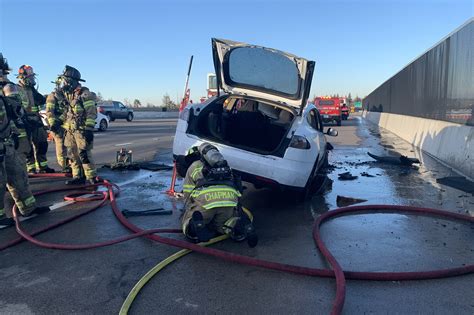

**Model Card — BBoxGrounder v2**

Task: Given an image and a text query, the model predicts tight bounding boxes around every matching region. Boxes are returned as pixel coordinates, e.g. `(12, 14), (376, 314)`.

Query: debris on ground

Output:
(105, 163), (141, 170)
(102, 162), (173, 172)
(338, 172), (358, 180)
(336, 195), (368, 207)
(367, 152), (420, 166)
(121, 208), (173, 217)
(436, 176), (474, 195)
(360, 172), (376, 177)
(138, 162), (173, 171)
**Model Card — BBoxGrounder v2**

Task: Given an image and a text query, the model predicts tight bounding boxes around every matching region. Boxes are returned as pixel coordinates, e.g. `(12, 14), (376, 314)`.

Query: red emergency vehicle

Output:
(314, 96), (342, 126)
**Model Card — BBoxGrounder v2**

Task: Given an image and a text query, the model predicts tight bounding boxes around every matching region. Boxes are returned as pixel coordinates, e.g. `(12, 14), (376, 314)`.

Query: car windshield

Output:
(227, 47), (300, 96)
(318, 100), (335, 106)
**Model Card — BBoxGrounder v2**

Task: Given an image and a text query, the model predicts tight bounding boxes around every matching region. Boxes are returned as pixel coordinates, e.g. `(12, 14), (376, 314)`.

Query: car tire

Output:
(126, 113), (134, 122)
(99, 119), (108, 131)
(106, 112), (115, 121)
(294, 155), (321, 201)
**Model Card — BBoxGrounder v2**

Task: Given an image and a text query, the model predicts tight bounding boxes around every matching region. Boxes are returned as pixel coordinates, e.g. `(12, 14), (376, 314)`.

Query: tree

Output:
(162, 93), (177, 110)
(123, 98), (131, 106)
(133, 99), (141, 108)
(96, 92), (104, 102)
(347, 92), (352, 103)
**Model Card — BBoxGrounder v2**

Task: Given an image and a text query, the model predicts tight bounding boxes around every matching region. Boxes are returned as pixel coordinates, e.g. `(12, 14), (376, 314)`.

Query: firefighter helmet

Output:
(59, 65), (85, 82)
(0, 53), (11, 74)
(17, 65), (36, 78)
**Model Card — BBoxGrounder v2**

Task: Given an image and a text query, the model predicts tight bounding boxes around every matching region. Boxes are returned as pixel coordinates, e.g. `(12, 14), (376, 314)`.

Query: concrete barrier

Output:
(363, 111), (474, 179)
(133, 111), (179, 119)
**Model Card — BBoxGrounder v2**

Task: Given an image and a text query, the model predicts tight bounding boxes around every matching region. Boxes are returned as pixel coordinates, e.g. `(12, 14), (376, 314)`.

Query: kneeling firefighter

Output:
(181, 143), (258, 247)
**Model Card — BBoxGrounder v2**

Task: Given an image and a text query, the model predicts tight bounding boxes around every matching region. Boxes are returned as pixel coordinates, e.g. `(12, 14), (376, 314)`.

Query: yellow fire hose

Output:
(120, 208), (253, 315)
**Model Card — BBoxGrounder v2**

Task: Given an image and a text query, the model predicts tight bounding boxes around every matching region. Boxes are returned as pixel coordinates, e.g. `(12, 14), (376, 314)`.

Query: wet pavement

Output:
(0, 115), (472, 314)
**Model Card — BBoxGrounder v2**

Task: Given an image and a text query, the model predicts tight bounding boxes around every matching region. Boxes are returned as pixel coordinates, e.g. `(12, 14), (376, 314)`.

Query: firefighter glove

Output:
(11, 133), (19, 150)
(84, 129), (94, 143)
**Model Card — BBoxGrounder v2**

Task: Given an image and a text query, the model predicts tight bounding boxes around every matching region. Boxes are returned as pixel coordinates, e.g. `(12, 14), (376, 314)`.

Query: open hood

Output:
(212, 38), (315, 114)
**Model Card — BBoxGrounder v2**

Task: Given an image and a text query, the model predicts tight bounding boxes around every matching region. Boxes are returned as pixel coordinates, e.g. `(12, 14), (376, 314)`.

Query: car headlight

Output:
(289, 135), (310, 149)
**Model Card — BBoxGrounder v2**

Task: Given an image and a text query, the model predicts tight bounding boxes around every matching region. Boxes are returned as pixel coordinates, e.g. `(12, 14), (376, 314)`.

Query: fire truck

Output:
(314, 96), (342, 126)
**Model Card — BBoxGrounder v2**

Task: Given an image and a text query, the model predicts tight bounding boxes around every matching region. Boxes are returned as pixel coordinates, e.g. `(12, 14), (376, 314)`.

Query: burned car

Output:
(173, 38), (337, 193)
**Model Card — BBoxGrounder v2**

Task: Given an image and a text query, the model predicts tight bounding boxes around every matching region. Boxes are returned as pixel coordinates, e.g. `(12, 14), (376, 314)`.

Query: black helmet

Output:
(59, 65), (85, 82)
(0, 53), (11, 74)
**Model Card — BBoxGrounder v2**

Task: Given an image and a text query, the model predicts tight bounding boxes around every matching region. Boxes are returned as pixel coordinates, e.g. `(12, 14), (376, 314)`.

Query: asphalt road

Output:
(1, 114), (473, 314)
(46, 118), (177, 169)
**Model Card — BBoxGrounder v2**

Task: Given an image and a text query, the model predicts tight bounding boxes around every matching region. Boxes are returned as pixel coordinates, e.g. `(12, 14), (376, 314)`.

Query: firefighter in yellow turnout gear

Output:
(0, 54), (50, 226)
(17, 65), (55, 173)
(57, 66), (98, 185)
(181, 143), (258, 247)
(45, 77), (69, 173)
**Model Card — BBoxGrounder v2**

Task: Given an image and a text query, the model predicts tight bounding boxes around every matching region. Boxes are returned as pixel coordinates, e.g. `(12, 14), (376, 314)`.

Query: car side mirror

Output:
(326, 128), (338, 137)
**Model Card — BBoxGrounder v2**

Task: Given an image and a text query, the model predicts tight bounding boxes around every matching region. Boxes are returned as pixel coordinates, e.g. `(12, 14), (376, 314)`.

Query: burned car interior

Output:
(188, 97), (295, 154)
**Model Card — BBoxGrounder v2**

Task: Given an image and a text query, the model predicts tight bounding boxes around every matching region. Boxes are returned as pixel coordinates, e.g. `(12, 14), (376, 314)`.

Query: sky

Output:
(1, 0), (473, 105)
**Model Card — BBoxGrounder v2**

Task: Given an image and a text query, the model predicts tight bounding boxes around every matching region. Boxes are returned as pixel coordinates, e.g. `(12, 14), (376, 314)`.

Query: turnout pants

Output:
(0, 142), (36, 217)
(182, 206), (235, 236)
(16, 134), (32, 170)
(26, 125), (49, 172)
(64, 129), (96, 180)
(51, 130), (67, 169)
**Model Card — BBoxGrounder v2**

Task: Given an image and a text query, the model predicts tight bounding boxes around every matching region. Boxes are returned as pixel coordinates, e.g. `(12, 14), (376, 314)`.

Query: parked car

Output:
(173, 38), (338, 194)
(97, 101), (134, 122)
(39, 109), (110, 132)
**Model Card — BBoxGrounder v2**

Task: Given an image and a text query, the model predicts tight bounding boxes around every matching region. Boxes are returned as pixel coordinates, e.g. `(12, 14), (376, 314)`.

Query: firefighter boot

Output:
(39, 166), (56, 174)
(187, 211), (214, 243)
(22, 206), (51, 217)
(65, 177), (86, 185)
(0, 215), (14, 227)
(233, 216), (258, 248)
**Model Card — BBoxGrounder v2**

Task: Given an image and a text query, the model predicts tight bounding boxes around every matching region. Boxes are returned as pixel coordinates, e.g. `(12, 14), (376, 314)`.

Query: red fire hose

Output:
(1, 174), (473, 315)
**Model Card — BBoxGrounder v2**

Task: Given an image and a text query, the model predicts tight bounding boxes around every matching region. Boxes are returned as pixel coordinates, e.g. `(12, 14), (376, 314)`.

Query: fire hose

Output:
(1, 173), (472, 315)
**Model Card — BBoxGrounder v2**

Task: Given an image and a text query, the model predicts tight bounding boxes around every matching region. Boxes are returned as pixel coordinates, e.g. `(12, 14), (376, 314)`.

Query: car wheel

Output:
(293, 156), (321, 201)
(126, 113), (133, 122)
(99, 119), (108, 131)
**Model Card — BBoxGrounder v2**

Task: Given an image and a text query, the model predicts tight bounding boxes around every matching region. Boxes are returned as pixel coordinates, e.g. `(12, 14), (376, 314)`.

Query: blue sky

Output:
(1, 0), (472, 105)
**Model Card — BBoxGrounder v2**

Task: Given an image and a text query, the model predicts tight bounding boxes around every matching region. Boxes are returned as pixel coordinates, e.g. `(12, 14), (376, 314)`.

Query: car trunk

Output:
(187, 97), (294, 156)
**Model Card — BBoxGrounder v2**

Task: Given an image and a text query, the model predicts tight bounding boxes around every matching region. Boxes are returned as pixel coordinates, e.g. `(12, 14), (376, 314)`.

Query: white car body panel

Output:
(173, 103), (327, 189)
(39, 109), (109, 131)
(173, 39), (331, 190)
(212, 38), (315, 112)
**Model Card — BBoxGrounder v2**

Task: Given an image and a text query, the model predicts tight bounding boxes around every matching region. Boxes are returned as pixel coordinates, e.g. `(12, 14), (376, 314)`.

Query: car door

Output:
(118, 102), (128, 118)
(306, 108), (327, 164)
(112, 102), (122, 118)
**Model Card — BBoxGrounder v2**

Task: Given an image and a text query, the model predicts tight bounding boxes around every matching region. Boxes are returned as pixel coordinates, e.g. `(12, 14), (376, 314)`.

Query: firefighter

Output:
(17, 65), (55, 173)
(45, 76), (69, 173)
(58, 65), (98, 185)
(0, 54), (50, 226)
(181, 143), (258, 247)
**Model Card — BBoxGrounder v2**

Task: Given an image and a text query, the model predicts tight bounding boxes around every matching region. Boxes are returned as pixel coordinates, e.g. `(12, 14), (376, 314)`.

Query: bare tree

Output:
(162, 93), (177, 110)
(133, 99), (141, 108)
(96, 92), (104, 102)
